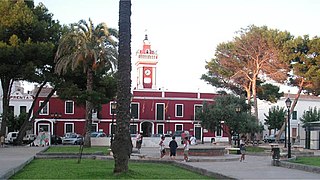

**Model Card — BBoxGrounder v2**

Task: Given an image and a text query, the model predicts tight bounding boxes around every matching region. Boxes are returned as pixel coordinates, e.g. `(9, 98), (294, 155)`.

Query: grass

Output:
(11, 159), (212, 179)
(229, 146), (265, 154)
(246, 146), (265, 152)
(291, 157), (320, 167)
(45, 146), (110, 155)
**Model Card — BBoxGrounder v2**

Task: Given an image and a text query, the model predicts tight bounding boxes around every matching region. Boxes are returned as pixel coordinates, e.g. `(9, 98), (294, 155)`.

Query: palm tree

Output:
(54, 19), (118, 147)
(112, 0), (132, 173)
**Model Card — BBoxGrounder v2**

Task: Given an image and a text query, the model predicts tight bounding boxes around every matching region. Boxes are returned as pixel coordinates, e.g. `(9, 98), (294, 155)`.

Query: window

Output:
(194, 105), (203, 120)
(91, 123), (98, 132)
(130, 124), (137, 134)
(175, 124), (183, 131)
(292, 111), (297, 120)
(20, 106), (27, 114)
(175, 104), (183, 117)
(157, 124), (164, 135)
(65, 123), (74, 134)
(216, 123), (222, 136)
(9, 106), (14, 115)
(65, 101), (74, 114)
(39, 101), (48, 115)
(110, 102), (117, 115)
(131, 103), (139, 119)
(156, 103), (164, 120)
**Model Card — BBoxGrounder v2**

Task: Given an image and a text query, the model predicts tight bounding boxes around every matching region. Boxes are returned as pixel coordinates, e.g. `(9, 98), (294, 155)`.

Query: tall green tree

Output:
(112, 0), (132, 174)
(54, 19), (118, 147)
(202, 25), (292, 125)
(0, 0), (61, 137)
(276, 36), (320, 140)
(199, 94), (257, 144)
(300, 107), (320, 124)
(264, 106), (286, 134)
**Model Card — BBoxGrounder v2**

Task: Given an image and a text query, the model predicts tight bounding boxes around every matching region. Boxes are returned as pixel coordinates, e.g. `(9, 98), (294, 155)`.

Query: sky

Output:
(31, 0), (320, 93)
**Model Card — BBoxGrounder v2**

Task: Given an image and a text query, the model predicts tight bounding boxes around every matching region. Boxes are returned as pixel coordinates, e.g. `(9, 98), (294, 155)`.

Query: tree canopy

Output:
(264, 106), (286, 134)
(0, 0), (61, 136)
(202, 25), (293, 125)
(54, 18), (118, 147)
(198, 94), (259, 144)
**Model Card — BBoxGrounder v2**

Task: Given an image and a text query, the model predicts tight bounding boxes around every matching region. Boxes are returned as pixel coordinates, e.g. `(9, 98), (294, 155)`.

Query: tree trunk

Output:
(15, 83), (55, 145)
(276, 79), (304, 141)
(113, 0), (132, 174)
(84, 68), (94, 147)
(0, 78), (11, 136)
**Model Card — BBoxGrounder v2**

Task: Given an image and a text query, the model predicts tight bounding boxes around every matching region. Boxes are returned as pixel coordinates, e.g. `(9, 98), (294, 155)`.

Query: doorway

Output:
(141, 121), (153, 137)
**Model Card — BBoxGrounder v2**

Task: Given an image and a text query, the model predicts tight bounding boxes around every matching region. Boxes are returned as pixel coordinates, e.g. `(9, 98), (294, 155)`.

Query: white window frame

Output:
(65, 100), (74, 114)
(156, 103), (165, 121)
(92, 123), (98, 132)
(194, 104), (203, 120)
(39, 101), (49, 115)
(64, 123), (74, 134)
(175, 124), (183, 131)
(157, 123), (164, 135)
(131, 102), (140, 119)
(109, 101), (117, 115)
(175, 104), (184, 117)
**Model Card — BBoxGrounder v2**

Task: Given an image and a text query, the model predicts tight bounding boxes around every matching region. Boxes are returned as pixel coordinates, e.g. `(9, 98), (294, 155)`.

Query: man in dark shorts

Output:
(169, 136), (178, 160)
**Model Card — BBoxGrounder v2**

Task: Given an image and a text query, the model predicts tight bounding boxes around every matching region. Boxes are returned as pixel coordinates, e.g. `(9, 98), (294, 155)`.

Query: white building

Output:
(0, 81), (34, 134)
(258, 93), (320, 149)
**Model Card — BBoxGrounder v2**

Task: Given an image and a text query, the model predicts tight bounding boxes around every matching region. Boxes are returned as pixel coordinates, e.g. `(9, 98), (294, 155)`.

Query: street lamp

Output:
(235, 105), (241, 154)
(50, 112), (62, 145)
(110, 102), (117, 146)
(284, 114), (287, 148)
(285, 98), (292, 158)
(167, 116), (170, 135)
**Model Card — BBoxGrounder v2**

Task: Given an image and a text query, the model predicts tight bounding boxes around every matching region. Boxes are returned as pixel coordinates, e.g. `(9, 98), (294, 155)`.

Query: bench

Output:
(225, 147), (240, 154)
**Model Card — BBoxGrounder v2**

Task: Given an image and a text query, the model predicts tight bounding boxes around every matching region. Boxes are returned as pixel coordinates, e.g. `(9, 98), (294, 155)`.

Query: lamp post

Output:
(235, 105), (241, 154)
(50, 112), (62, 145)
(285, 98), (292, 158)
(284, 114), (287, 148)
(167, 116), (170, 135)
(110, 102), (117, 146)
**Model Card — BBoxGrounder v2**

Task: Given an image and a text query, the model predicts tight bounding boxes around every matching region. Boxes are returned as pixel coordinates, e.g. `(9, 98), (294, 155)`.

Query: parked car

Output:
(5, 132), (19, 144)
(264, 134), (285, 143)
(23, 134), (37, 144)
(91, 132), (106, 138)
(62, 134), (83, 145)
(51, 135), (62, 144)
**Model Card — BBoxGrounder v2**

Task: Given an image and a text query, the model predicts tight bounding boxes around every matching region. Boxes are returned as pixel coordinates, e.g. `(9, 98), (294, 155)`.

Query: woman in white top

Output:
(159, 136), (166, 158)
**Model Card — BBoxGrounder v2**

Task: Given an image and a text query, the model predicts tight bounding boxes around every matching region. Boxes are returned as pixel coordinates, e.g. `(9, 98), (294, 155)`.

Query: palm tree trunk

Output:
(84, 68), (94, 147)
(113, 0), (132, 174)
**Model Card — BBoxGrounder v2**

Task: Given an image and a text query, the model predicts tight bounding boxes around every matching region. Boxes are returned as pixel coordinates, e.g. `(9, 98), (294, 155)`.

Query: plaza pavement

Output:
(0, 145), (48, 180)
(1, 144), (320, 179)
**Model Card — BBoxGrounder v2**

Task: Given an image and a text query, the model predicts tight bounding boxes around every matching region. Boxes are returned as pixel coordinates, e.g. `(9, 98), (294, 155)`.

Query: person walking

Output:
(183, 137), (189, 162)
(169, 136), (178, 160)
(159, 136), (166, 158)
(239, 142), (246, 162)
(136, 132), (143, 153)
(0, 135), (4, 147)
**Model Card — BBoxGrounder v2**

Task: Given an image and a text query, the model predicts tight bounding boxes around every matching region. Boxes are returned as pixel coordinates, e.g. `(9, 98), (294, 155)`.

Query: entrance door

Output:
(141, 122), (152, 137)
(195, 126), (202, 140)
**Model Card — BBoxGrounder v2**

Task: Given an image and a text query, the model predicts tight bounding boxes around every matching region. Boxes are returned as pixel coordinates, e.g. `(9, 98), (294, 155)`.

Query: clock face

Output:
(144, 69), (151, 76)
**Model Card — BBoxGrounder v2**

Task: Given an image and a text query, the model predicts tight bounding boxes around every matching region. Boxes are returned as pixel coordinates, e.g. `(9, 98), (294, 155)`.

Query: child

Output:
(240, 142), (246, 162)
(159, 136), (166, 158)
(183, 137), (189, 162)
(169, 136), (178, 160)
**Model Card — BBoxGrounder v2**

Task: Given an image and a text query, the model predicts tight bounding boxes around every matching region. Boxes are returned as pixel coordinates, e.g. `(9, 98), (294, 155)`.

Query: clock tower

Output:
(135, 33), (158, 89)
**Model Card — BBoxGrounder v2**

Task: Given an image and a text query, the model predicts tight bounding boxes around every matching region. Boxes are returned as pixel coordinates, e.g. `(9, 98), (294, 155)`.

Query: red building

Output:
(33, 34), (227, 142)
